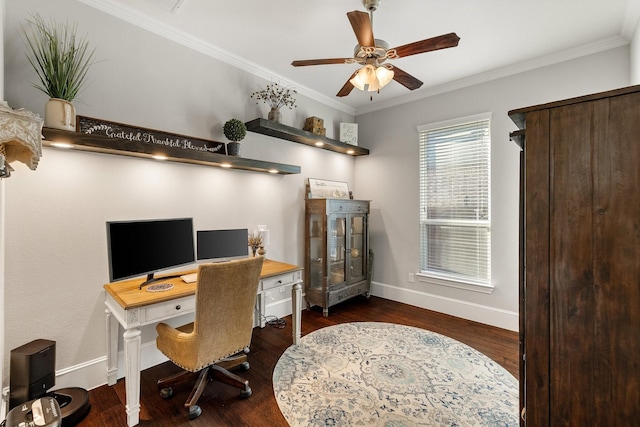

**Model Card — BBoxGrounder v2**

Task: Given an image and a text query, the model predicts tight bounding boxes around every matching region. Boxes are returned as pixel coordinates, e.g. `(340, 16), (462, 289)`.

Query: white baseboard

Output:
(53, 355), (110, 390)
(371, 281), (518, 332)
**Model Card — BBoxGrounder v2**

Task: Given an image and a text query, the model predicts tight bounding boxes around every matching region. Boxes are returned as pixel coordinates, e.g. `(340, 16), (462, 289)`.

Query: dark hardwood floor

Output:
(80, 296), (519, 426)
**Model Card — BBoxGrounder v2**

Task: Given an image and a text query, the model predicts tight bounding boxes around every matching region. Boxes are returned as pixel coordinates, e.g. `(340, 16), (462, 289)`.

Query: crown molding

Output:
(355, 35), (630, 116)
(77, 0), (355, 115)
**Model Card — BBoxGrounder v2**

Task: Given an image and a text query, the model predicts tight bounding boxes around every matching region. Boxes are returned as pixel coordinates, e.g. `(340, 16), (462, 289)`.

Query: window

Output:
(417, 113), (491, 287)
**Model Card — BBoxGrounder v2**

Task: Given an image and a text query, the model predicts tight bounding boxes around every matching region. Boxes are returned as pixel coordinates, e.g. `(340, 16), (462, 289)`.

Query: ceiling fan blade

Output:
(391, 66), (424, 90)
(337, 72), (357, 97)
(391, 33), (460, 58)
(347, 11), (375, 47)
(291, 58), (352, 67)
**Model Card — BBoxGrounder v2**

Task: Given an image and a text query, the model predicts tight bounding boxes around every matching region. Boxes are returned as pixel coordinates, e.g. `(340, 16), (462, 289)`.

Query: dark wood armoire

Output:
(509, 86), (640, 426)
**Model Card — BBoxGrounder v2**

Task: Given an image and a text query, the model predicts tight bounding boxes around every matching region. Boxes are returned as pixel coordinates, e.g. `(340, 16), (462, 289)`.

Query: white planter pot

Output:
(44, 98), (76, 131)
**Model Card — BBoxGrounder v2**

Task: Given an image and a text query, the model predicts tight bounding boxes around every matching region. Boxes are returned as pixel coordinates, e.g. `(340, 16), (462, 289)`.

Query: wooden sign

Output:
(307, 178), (351, 199)
(76, 116), (226, 155)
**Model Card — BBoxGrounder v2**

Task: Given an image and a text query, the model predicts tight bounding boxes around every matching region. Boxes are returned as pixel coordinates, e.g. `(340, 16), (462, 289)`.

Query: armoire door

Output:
(548, 92), (640, 425)
(524, 90), (640, 426)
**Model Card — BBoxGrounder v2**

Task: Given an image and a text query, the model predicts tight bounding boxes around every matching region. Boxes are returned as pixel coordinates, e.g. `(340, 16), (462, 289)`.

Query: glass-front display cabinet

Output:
(305, 198), (370, 316)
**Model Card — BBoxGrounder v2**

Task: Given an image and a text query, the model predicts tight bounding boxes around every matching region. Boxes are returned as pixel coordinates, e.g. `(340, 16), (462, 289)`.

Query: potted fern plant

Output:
(23, 14), (96, 131)
(223, 118), (247, 156)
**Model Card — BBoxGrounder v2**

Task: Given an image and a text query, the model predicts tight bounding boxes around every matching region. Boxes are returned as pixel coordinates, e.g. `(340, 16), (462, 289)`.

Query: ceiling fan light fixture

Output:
(350, 64), (376, 90)
(350, 63), (394, 92)
(376, 66), (394, 88)
(349, 73), (365, 91)
(367, 74), (381, 92)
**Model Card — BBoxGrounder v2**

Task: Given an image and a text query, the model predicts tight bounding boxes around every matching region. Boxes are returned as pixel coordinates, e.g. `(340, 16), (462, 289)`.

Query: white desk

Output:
(104, 259), (303, 427)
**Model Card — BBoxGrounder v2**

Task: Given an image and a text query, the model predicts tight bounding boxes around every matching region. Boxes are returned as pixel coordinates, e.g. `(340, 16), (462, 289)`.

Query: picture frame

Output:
(307, 178), (350, 199)
(339, 122), (358, 146)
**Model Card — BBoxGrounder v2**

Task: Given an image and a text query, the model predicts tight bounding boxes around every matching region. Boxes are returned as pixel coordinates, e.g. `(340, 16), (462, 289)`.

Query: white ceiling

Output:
(80, 0), (639, 115)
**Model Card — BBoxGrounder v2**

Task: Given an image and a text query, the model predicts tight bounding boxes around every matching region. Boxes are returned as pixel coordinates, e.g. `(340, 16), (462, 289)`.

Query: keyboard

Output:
(180, 273), (197, 283)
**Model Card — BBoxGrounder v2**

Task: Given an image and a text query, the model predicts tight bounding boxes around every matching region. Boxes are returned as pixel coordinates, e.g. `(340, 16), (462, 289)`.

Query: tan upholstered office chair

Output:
(155, 256), (264, 420)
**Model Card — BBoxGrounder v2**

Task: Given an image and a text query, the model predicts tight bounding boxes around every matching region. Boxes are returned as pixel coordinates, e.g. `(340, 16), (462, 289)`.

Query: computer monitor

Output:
(197, 228), (249, 262)
(106, 218), (195, 288)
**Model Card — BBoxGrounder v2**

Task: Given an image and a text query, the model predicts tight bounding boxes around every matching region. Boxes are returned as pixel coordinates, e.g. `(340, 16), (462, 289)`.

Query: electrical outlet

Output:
(408, 273), (415, 283)
(279, 286), (285, 293)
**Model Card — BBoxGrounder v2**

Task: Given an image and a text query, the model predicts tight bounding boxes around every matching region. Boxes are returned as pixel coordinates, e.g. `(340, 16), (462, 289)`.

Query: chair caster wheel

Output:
(160, 387), (173, 399)
(239, 361), (250, 371)
(187, 405), (202, 420)
(240, 386), (252, 398)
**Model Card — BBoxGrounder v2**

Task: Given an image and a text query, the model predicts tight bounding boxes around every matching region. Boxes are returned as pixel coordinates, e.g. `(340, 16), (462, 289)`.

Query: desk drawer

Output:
(260, 271), (301, 291)
(142, 296), (195, 324)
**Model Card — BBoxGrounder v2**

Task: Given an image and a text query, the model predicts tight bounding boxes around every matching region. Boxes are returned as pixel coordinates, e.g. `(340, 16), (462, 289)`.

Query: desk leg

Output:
(291, 282), (302, 345)
(123, 328), (141, 427)
(257, 293), (267, 328)
(105, 309), (119, 386)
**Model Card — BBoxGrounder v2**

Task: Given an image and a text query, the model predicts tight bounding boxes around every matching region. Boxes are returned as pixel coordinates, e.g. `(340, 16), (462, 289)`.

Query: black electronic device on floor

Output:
(5, 397), (62, 427)
(9, 339), (91, 426)
(9, 339), (56, 410)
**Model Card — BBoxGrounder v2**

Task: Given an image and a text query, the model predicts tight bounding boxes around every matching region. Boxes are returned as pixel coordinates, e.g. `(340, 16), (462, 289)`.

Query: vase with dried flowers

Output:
(248, 230), (263, 257)
(251, 82), (297, 123)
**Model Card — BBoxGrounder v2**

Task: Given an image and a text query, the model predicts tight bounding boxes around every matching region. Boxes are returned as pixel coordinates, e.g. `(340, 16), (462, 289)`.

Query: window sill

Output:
(416, 273), (495, 294)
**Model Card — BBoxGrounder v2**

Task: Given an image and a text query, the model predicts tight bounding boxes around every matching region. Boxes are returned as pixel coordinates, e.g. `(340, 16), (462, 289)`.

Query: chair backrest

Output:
(193, 256), (264, 364)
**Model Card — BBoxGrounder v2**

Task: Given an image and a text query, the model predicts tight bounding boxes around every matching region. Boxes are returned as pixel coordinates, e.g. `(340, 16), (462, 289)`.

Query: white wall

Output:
(3, 0), (355, 390)
(355, 46), (630, 331)
(631, 14), (640, 84)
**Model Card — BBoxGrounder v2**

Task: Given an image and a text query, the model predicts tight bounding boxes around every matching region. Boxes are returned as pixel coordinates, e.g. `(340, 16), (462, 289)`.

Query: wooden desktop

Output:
(103, 258), (303, 427)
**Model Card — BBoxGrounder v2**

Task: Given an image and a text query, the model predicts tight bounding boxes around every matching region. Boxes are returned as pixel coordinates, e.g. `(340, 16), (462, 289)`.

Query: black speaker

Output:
(9, 339), (56, 410)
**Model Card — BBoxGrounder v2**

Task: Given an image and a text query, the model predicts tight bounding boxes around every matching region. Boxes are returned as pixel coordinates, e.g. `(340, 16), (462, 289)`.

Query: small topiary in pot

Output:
(223, 119), (247, 156)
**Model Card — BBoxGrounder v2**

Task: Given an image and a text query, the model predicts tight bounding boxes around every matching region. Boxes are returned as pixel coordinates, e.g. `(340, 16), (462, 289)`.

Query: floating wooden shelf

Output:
(41, 127), (301, 175)
(245, 118), (369, 156)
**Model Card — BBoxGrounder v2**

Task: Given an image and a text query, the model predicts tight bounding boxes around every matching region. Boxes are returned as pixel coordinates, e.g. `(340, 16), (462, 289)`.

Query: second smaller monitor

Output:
(197, 228), (249, 262)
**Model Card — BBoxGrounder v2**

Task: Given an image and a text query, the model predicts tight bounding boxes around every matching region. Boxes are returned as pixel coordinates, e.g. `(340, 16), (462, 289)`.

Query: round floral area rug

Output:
(273, 322), (519, 426)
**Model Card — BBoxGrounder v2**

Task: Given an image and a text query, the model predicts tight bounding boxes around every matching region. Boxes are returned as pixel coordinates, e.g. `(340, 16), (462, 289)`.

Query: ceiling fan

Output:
(291, 0), (460, 97)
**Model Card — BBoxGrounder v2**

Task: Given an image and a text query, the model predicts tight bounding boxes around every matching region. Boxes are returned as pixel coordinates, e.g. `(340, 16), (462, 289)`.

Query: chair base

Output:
(157, 353), (252, 420)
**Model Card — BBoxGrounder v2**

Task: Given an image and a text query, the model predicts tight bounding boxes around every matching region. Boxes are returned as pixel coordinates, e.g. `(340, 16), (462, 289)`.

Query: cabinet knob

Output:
(175, 305), (181, 310)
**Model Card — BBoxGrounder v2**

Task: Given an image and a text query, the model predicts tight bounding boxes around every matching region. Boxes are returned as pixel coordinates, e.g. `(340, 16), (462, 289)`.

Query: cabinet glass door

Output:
(349, 214), (367, 281)
(308, 213), (325, 290)
(329, 215), (347, 286)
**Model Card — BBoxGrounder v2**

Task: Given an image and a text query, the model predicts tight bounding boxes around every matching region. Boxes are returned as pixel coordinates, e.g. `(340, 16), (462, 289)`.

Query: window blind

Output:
(418, 114), (491, 285)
